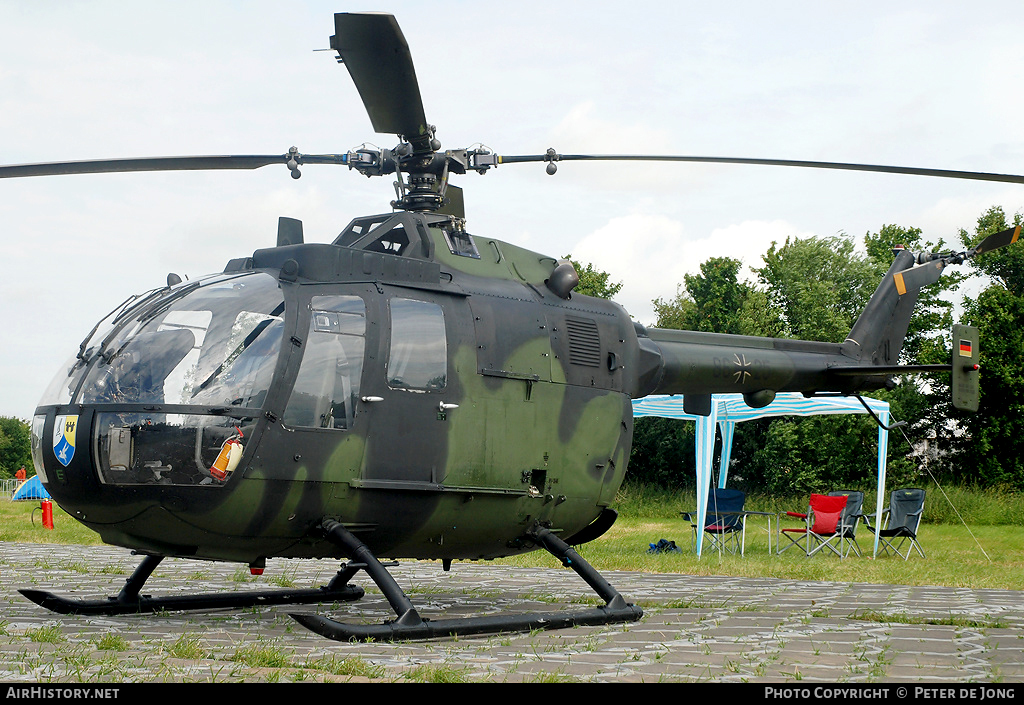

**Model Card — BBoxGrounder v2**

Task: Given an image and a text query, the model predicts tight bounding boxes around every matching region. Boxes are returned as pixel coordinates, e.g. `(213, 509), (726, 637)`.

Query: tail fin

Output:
(844, 225), (1019, 367)
(842, 247), (920, 366)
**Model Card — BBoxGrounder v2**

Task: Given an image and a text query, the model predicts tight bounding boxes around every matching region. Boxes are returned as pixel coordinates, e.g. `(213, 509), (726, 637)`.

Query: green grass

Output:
(614, 482), (1024, 525)
(526, 517), (1024, 590)
(5, 484), (1024, 591)
(230, 639), (293, 669)
(493, 483), (1024, 591)
(0, 500), (103, 546)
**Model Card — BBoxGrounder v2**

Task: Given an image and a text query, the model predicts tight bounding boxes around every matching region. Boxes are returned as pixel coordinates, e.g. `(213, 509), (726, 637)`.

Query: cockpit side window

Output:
(387, 298), (447, 391)
(284, 295), (366, 430)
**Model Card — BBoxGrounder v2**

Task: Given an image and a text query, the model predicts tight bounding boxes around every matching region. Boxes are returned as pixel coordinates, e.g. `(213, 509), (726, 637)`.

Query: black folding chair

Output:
(829, 490), (865, 557)
(682, 488), (748, 556)
(864, 488), (926, 559)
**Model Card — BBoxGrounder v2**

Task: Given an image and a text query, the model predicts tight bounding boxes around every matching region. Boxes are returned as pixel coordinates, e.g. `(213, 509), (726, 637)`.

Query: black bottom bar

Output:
(289, 520), (643, 642)
(19, 554), (365, 615)
(291, 605), (642, 642)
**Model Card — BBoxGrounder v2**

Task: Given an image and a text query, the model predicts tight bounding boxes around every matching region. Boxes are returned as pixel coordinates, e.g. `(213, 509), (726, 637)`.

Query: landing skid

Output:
(289, 520), (644, 642)
(19, 553), (365, 616)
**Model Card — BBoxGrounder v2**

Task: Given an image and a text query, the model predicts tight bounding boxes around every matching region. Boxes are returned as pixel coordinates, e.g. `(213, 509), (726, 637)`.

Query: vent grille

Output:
(565, 317), (601, 367)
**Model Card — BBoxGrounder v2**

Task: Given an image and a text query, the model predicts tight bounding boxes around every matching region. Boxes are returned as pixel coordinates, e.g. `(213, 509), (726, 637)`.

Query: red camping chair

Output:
(778, 493), (849, 558)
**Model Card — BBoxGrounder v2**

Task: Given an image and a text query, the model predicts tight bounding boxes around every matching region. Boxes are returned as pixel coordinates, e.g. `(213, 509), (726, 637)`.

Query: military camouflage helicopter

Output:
(3, 12), (1021, 642)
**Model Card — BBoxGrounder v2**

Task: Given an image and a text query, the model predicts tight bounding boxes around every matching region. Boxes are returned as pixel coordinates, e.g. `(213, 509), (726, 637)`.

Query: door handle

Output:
(360, 396), (384, 403)
(438, 402), (459, 411)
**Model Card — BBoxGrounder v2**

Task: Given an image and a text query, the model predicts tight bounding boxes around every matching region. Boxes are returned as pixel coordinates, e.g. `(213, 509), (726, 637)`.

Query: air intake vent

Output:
(565, 316), (601, 367)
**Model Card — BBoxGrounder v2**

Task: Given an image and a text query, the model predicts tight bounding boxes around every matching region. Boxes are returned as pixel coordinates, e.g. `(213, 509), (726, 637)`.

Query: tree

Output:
(947, 206), (1024, 488)
(565, 257), (623, 300)
(752, 234), (877, 342)
(628, 417), (697, 489)
(956, 286), (1024, 487)
(734, 231), (951, 494)
(651, 256), (782, 336)
(0, 416), (32, 479)
(962, 206), (1024, 297)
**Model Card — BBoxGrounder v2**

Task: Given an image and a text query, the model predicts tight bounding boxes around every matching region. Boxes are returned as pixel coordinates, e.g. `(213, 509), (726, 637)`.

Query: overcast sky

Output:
(2, 1), (1023, 420)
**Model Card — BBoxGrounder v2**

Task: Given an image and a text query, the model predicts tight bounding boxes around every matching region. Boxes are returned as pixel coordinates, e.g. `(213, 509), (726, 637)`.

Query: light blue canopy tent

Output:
(631, 393), (891, 557)
(11, 475), (51, 501)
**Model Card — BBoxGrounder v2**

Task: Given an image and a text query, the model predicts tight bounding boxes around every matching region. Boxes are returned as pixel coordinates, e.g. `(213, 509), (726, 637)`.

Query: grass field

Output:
(499, 484), (1024, 591)
(3, 483), (1024, 591)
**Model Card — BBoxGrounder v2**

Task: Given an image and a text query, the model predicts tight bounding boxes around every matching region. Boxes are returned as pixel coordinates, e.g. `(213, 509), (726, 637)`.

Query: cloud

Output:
(571, 214), (814, 325)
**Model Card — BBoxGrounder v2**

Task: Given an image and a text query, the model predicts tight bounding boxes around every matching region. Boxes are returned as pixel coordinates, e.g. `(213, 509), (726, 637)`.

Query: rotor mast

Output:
(330, 12), (459, 212)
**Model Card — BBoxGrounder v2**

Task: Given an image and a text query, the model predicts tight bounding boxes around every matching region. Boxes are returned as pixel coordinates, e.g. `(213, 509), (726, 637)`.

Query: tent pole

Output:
(874, 408), (889, 559)
(718, 421), (735, 489)
(694, 399), (719, 559)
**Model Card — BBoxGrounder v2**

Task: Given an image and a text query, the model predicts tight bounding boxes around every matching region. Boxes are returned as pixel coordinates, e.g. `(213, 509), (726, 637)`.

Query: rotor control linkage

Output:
(19, 553), (364, 616)
(289, 519), (643, 642)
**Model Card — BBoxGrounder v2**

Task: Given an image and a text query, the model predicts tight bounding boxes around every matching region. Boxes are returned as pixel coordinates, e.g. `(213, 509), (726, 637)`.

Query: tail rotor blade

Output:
(893, 261), (946, 295)
(891, 225), (1022, 295)
(971, 225), (1021, 255)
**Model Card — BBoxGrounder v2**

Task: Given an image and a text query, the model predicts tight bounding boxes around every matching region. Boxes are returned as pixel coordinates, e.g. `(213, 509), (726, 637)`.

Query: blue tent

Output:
(12, 475), (51, 501)
(632, 393), (891, 557)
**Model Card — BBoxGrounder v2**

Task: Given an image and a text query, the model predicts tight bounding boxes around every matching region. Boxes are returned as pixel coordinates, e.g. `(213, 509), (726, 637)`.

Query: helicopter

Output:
(3, 11), (1022, 642)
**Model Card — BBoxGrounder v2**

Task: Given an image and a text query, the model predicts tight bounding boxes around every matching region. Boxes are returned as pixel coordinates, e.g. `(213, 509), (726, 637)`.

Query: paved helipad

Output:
(1, 543), (1022, 683)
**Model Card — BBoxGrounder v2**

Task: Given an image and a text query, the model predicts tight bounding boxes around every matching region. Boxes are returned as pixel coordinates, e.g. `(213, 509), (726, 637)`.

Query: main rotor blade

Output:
(497, 153), (1024, 185)
(0, 153), (349, 179)
(330, 13), (429, 143)
(0, 155), (285, 179)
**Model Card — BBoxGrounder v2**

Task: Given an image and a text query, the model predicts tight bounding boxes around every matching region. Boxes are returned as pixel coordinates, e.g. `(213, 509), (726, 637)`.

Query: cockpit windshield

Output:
(66, 272), (285, 409)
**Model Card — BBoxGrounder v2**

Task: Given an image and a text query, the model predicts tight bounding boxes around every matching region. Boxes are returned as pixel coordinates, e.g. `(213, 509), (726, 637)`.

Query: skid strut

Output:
(289, 519), (643, 641)
(20, 553), (364, 615)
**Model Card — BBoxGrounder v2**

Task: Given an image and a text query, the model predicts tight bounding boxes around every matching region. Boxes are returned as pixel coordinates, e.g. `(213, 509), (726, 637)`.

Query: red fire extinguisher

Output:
(41, 499), (54, 530)
(210, 427), (245, 481)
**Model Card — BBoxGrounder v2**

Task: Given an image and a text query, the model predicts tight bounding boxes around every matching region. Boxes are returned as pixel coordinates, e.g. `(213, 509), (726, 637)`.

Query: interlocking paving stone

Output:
(1, 542), (1023, 682)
